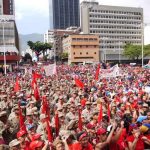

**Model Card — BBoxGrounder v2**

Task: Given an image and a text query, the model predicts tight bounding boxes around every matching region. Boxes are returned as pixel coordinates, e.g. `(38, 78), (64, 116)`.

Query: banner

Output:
(100, 64), (121, 78)
(44, 64), (56, 76)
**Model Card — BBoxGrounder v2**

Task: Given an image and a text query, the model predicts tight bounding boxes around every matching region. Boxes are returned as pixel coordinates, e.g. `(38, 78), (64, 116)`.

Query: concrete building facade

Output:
(50, 0), (80, 29)
(0, 0), (20, 66)
(81, 1), (143, 62)
(63, 34), (99, 64)
(44, 27), (81, 58)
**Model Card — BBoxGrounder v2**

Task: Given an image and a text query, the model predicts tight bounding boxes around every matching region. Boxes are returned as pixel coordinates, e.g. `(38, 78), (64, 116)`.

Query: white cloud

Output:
(15, 0), (49, 17)
(15, 0), (150, 35)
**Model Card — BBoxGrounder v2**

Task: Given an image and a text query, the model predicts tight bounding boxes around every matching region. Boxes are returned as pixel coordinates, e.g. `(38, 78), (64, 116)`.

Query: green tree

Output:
(27, 41), (52, 60)
(123, 43), (150, 60)
(60, 52), (68, 60)
(23, 53), (32, 62)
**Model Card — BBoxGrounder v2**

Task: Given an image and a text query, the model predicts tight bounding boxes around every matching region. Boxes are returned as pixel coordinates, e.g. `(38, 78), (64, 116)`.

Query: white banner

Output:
(43, 64), (56, 76)
(100, 64), (121, 78)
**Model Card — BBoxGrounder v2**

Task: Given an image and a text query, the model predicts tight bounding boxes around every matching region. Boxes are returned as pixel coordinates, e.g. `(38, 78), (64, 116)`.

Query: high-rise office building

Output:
(50, 0), (80, 29)
(81, 1), (143, 61)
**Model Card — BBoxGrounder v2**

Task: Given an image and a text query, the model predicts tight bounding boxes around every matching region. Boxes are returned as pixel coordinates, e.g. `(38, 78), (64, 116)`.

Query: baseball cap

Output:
(97, 128), (107, 135)
(17, 130), (27, 138)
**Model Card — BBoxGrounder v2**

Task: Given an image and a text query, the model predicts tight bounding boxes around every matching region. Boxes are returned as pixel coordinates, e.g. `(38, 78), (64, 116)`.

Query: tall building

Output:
(0, 0), (20, 68)
(2, 0), (14, 15)
(81, 1), (143, 62)
(50, 0), (80, 29)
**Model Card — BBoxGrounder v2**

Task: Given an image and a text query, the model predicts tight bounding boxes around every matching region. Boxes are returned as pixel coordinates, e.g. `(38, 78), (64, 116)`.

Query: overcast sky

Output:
(15, 0), (150, 44)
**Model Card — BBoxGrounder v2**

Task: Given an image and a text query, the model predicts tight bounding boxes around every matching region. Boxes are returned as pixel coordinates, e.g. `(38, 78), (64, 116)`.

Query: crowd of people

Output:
(0, 63), (150, 150)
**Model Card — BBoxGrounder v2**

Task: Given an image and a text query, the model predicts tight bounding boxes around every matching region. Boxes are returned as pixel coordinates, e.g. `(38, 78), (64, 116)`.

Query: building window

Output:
(94, 52), (97, 54)
(80, 52), (82, 55)
(73, 52), (75, 55)
(86, 52), (88, 55)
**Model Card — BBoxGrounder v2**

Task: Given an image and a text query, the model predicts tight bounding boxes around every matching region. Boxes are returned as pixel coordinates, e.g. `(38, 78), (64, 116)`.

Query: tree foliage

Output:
(27, 41), (52, 58)
(60, 52), (68, 60)
(23, 53), (32, 62)
(123, 43), (150, 60)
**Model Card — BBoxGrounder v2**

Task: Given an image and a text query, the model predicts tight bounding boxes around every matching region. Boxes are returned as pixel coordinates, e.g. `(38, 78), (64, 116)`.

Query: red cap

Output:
(29, 140), (44, 149)
(17, 130), (27, 138)
(97, 128), (107, 135)
(32, 133), (41, 141)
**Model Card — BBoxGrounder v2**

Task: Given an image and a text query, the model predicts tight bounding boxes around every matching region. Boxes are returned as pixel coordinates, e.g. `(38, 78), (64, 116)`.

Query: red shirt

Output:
(127, 135), (144, 150)
(71, 142), (93, 150)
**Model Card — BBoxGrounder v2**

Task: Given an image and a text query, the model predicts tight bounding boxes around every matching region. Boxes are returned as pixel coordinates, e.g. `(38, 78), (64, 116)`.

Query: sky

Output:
(15, 0), (150, 44)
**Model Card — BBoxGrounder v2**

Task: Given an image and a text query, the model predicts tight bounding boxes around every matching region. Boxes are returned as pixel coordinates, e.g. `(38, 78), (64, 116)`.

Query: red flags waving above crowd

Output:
(75, 78), (84, 89)
(32, 71), (42, 80)
(98, 103), (103, 123)
(18, 102), (26, 131)
(46, 119), (53, 143)
(55, 112), (59, 137)
(34, 85), (40, 101)
(107, 104), (111, 122)
(95, 64), (100, 81)
(14, 77), (20, 92)
(31, 70), (41, 101)
(78, 109), (83, 131)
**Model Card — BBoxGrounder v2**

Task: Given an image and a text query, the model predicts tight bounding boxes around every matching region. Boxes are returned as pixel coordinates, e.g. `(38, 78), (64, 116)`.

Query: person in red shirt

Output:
(126, 124), (150, 150)
(71, 132), (93, 150)
(17, 130), (30, 150)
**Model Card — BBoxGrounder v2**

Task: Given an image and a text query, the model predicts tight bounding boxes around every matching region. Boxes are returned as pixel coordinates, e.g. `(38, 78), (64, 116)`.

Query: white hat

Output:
(26, 110), (32, 116)
(9, 139), (20, 147)
(40, 114), (46, 120)
(0, 111), (7, 117)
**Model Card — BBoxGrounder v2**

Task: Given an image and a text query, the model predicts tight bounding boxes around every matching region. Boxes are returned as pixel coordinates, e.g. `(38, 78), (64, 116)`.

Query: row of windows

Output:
(90, 25), (141, 30)
(100, 35), (142, 39)
(73, 52), (97, 55)
(89, 10), (141, 16)
(72, 45), (98, 48)
(74, 57), (94, 59)
(72, 38), (98, 41)
(90, 30), (141, 35)
(89, 14), (141, 20)
(89, 20), (141, 25)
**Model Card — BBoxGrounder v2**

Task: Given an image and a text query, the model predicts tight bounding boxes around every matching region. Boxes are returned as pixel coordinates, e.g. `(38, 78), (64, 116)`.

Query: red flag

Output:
(75, 78), (84, 89)
(31, 78), (37, 89)
(32, 71), (42, 80)
(14, 77), (20, 92)
(42, 96), (47, 114)
(107, 104), (111, 122)
(95, 64), (100, 81)
(55, 113), (59, 137)
(98, 103), (103, 123)
(18, 102), (26, 131)
(78, 109), (83, 131)
(34, 85), (40, 101)
(46, 119), (53, 143)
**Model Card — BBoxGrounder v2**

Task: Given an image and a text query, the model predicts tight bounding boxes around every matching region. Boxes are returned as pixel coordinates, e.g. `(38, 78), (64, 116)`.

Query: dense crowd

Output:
(0, 63), (150, 150)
